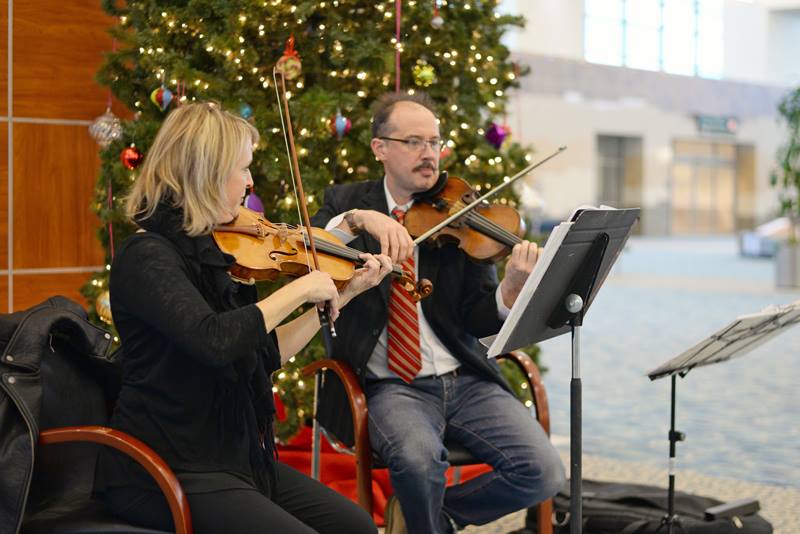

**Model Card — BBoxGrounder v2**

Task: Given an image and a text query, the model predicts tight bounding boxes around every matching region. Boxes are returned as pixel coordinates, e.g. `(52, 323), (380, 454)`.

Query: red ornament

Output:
(275, 35), (302, 81)
(120, 145), (144, 170)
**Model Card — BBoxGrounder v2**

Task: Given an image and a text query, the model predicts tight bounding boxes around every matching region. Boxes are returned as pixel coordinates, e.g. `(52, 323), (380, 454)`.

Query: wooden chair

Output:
(302, 351), (553, 534)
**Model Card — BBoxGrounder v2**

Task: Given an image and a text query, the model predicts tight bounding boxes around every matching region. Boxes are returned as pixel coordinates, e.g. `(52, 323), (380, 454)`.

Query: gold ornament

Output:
(95, 290), (113, 325)
(412, 60), (437, 87)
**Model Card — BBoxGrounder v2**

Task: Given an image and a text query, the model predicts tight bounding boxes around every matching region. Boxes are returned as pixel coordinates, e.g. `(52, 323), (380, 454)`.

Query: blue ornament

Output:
(329, 109), (351, 140)
(239, 103), (254, 120)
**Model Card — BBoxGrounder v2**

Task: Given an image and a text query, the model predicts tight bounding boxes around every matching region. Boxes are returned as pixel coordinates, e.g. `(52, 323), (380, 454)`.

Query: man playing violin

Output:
(311, 92), (565, 534)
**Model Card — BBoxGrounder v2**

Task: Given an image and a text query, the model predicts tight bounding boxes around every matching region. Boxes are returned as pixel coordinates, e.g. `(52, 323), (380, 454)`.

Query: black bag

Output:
(512, 479), (772, 534)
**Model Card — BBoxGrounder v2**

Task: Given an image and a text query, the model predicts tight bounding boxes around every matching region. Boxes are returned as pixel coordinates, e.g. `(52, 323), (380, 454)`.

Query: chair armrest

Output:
(497, 351), (551, 435)
(301, 359), (373, 512)
(301, 359), (370, 455)
(39, 426), (192, 534)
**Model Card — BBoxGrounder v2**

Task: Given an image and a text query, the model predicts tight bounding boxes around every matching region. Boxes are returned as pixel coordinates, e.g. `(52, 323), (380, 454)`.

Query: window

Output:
(584, 0), (723, 79)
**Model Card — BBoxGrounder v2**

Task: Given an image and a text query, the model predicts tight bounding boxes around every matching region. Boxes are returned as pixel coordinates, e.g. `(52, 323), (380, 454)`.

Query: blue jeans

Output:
(366, 369), (565, 534)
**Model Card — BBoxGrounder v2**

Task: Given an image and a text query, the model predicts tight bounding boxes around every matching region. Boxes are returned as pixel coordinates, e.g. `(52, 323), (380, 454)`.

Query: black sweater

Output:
(96, 204), (280, 496)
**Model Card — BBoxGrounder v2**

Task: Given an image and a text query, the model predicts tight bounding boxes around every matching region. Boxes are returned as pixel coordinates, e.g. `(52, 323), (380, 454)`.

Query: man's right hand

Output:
(349, 209), (414, 263)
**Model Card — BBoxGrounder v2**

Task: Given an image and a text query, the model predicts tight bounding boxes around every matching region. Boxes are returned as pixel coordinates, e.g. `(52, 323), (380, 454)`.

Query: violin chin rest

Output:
(413, 171), (448, 201)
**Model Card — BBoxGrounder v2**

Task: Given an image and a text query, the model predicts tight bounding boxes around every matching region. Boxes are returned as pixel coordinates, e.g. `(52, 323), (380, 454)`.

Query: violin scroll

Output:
(395, 271), (434, 303)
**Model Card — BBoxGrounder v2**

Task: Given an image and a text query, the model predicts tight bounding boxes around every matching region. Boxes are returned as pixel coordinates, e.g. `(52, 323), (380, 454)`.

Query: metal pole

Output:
(570, 323), (582, 534)
(565, 292), (585, 534)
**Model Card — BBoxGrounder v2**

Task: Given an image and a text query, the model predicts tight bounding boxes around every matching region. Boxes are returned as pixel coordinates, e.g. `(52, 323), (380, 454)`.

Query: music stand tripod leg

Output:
(664, 374), (686, 533)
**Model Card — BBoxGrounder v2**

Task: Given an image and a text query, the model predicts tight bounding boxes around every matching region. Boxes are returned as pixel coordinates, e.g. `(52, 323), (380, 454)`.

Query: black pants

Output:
(105, 463), (377, 534)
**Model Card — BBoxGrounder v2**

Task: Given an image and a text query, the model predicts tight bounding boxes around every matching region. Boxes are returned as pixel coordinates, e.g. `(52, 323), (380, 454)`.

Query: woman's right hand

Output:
(293, 270), (341, 321)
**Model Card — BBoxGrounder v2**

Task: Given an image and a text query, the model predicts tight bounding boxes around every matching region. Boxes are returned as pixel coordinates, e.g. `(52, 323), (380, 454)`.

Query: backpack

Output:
(513, 479), (772, 534)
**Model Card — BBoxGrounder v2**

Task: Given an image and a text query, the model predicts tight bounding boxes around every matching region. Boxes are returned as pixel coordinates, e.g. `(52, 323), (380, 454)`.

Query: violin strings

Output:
(444, 198), (522, 247)
(465, 211), (522, 246)
(273, 70), (315, 274)
(261, 221), (395, 272)
(307, 235), (404, 277)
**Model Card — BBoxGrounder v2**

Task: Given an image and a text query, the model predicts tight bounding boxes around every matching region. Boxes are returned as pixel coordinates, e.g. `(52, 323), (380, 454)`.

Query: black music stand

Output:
(647, 301), (800, 533)
(486, 207), (640, 534)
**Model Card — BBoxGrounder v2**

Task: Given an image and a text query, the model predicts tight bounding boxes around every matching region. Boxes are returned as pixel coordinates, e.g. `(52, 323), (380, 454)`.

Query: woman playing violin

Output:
(96, 102), (391, 534)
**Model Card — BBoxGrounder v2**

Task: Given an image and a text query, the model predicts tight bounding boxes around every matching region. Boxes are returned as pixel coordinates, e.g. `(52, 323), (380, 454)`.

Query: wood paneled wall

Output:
(1, 0), (120, 311)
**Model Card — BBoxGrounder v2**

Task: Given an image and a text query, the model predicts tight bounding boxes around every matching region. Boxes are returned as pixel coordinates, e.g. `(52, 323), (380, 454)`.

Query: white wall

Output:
(767, 10), (800, 86)
(501, 0), (583, 60)
(507, 92), (784, 233)
(496, 1), (793, 234)
(723, 0), (770, 84)
(501, 0), (798, 87)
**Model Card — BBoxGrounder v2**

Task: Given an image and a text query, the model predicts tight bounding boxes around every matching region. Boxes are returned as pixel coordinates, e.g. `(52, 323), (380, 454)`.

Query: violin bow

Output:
(412, 146), (567, 246)
(273, 65), (337, 339)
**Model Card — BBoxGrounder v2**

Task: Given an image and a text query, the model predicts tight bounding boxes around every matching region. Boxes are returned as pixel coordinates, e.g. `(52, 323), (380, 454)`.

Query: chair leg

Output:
(537, 498), (553, 534)
(355, 441), (374, 515)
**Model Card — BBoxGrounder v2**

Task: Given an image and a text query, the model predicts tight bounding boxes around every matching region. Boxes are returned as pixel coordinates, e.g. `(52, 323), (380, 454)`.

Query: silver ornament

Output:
(89, 108), (123, 148)
(431, 15), (444, 29)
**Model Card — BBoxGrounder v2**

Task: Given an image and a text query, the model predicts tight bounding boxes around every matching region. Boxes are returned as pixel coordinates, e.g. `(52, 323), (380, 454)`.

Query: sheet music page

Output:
(481, 220), (573, 356)
(568, 204), (617, 222)
(743, 299), (800, 318)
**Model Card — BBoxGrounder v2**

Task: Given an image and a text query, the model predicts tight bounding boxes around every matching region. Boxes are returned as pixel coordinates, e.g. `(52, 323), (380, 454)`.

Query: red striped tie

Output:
(387, 207), (422, 383)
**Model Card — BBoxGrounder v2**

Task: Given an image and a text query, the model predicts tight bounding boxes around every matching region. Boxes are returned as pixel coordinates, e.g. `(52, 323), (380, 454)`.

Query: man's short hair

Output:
(371, 92), (437, 138)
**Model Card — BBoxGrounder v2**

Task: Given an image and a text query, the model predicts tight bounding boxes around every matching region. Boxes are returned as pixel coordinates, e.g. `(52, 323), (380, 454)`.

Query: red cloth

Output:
(277, 426), (491, 526)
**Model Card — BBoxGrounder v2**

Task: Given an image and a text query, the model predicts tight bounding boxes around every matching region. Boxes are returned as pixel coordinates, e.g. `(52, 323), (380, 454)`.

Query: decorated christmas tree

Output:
(84, 0), (533, 440)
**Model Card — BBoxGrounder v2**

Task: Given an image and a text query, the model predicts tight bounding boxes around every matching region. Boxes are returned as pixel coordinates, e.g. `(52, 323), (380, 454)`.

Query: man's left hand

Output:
(500, 241), (539, 309)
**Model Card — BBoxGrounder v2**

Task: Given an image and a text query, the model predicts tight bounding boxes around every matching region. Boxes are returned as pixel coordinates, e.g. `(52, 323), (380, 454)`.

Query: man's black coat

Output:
(311, 178), (511, 445)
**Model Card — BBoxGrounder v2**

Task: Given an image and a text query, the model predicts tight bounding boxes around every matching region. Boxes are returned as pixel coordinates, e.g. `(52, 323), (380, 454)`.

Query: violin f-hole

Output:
(269, 248), (298, 261)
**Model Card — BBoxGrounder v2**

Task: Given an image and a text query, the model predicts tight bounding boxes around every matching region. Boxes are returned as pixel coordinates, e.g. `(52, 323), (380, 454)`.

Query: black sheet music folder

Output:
(485, 206), (640, 357)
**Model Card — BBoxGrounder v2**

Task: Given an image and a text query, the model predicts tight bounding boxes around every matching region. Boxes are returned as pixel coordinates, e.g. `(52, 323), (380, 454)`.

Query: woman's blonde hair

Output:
(126, 102), (259, 236)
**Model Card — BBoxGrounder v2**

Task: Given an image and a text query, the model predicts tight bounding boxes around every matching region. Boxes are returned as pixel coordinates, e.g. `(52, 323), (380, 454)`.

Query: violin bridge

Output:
(276, 224), (289, 243)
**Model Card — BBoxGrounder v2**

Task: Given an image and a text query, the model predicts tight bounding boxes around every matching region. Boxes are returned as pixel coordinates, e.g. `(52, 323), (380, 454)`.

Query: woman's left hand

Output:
(340, 253), (393, 307)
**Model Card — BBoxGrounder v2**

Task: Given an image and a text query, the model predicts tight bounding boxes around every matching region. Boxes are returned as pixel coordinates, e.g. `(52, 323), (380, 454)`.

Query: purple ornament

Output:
(244, 190), (264, 213)
(485, 123), (507, 149)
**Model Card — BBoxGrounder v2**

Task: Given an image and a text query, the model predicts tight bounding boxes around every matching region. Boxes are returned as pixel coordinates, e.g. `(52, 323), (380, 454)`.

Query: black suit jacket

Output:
(311, 178), (512, 445)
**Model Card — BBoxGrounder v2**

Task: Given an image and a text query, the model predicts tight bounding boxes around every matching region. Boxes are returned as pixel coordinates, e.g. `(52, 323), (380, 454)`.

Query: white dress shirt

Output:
(325, 180), (511, 379)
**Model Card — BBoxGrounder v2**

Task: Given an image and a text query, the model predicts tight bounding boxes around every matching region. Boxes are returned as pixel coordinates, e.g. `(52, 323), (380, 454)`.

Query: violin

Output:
(213, 206), (433, 302)
(405, 172), (525, 263)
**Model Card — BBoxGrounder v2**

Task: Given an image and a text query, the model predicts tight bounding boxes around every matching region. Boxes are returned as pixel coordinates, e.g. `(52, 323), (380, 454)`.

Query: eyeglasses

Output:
(379, 136), (445, 153)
